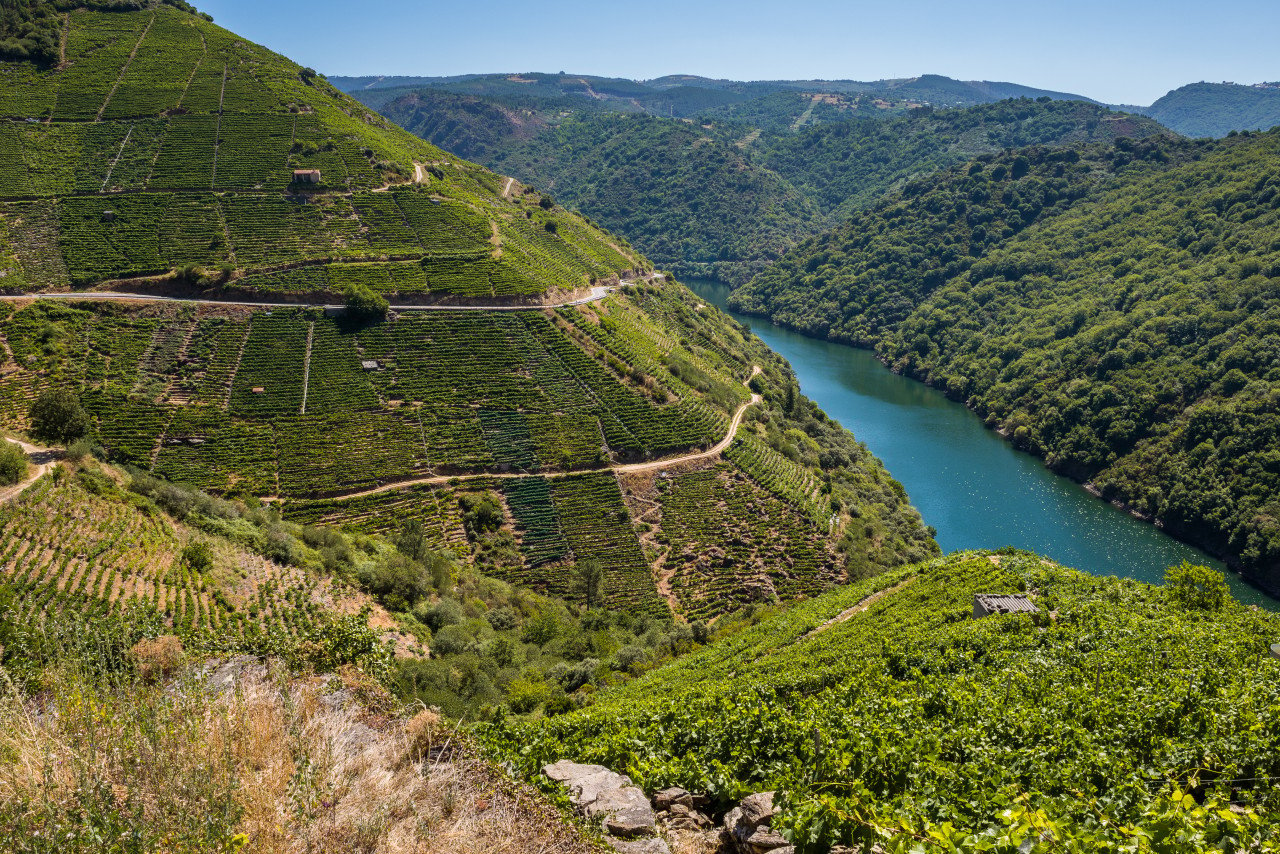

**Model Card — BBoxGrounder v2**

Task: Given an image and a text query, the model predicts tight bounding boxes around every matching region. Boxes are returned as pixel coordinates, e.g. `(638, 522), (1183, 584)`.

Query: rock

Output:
(745, 827), (791, 853)
(594, 786), (658, 838)
(542, 760), (657, 838)
(606, 839), (671, 854)
(663, 802), (713, 830)
(654, 786), (692, 810)
(724, 792), (780, 851)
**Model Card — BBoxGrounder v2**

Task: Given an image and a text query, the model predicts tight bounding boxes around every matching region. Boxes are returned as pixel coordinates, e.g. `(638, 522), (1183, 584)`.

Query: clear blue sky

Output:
(198, 0), (1278, 105)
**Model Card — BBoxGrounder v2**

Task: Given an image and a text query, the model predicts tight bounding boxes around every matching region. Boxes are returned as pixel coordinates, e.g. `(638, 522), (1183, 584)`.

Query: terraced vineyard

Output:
(0, 473), (395, 647)
(643, 463), (842, 618)
(0, 5), (642, 298)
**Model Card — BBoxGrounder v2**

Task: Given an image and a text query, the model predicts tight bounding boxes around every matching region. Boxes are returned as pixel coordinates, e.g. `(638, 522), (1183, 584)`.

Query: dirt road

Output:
(0, 438), (58, 503)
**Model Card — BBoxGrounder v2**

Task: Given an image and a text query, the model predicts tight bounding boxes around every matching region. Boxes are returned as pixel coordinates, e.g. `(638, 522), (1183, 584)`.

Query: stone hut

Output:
(973, 593), (1037, 619)
(292, 169), (322, 184)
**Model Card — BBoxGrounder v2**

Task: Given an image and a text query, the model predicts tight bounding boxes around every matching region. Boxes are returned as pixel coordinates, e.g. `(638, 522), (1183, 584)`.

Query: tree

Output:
(574, 559), (606, 609)
(181, 541), (214, 573)
(343, 284), (388, 322)
(28, 388), (90, 444)
(1164, 561), (1230, 611)
(0, 441), (27, 486)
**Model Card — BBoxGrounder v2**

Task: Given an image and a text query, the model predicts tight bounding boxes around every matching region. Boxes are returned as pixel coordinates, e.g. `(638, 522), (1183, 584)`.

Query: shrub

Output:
(181, 541), (214, 573)
(344, 284), (388, 321)
(0, 440), (27, 485)
(28, 388), (90, 444)
(1164, 561), (1230, 611)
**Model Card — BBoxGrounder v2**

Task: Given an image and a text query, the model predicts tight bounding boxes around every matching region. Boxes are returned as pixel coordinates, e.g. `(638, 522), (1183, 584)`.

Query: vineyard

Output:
(485, 550), (1280, 850)
(645, 463), (842, 619)
(0, 5), (642, 297)
(0, 472), (396, 648)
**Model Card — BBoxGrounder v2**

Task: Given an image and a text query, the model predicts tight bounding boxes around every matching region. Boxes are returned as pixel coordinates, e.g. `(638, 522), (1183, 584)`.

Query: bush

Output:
(344, 284), (388, 321)
(129, 635), (184, 683)
(181, 541), (214, 573)
(28, 388), (90, 444)
(1164, 561), (1231, 611)
(0, 440), (27, 485)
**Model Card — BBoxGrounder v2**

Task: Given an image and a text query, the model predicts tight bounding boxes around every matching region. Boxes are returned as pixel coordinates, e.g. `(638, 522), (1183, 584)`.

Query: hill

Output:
(1132, 82), (1280, 138)
(731, 130), (1280, 593)
(364, 86), (1161, 284)
(0, 4), (644, 301)
(485, 549), (1280, 850)
(0, 3), (937, 621)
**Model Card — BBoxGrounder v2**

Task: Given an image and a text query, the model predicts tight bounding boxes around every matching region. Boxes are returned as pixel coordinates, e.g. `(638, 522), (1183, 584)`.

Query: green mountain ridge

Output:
(359, 86), (1162, 285)
(1132, 81), (1280, 138)
(731, 130), (1280, 594)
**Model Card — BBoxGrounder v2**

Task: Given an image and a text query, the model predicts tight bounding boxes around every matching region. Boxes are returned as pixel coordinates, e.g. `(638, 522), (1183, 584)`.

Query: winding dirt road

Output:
(0, 438), (58, 504)
(0, 284), (621, 312)
(295, 366), (764, 503)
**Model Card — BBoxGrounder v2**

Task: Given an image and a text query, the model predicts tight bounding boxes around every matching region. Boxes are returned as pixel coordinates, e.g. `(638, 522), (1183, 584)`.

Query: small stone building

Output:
(973, 593), (1037, 619)
(292, 169), (322, 184)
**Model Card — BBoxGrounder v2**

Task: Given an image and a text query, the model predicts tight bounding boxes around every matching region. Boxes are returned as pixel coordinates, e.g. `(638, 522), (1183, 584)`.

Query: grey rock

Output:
(745, 826), (791, 853)
(606, 839), (671, 854)
(654, 786), (692, 810)
(593, 785), (658, 837)
(542, 760), (657, 837)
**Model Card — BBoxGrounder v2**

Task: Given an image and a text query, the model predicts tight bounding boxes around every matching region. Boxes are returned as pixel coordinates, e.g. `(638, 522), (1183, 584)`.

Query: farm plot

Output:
(220, 194), (365, 268)
(159, 196), (231, 268)
(394, 192), (492, 256)
(82, 313), (160, 393)
(74, 119), (167, 193)
(84, 393), (169, 466)
(175, 317), (250, 406)
(528, 412), (606, 470)
(282, 484), (468, 555)
(213, 114), (299, 190)
(100, 9), (204, 119)
(656, 464), (841, 620)
(350, 194), (425, 255)
(16, 123), (83, 197)
(153, 407), (277, 495)
(725, 433), (827, 524)
(416, 406), (494, 472)
(147, 114), (216, 189)
(302, 321), (380, 413)
(57, 194), (171, 283)
(273, 411), (430, 498)
(0, 62), (57, 119)
(228, 311), (307, 416)
(501, 476), (569, 568)
(550, 472), (662, 614)
(0, 122), (31, 196)
(52, 9), (153, 120)
(478, 409), (537, 471)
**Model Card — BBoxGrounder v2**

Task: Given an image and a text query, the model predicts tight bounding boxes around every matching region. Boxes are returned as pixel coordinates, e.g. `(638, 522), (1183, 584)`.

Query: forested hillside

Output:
(1133, 81), (1280, 138)
(486, 550), (1280, 850)
(369, 87), (1161, 284)
(732, 129), (1280, 593)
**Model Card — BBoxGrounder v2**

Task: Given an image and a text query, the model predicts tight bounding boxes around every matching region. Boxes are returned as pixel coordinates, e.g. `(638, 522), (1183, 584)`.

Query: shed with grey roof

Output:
(973, 593), (1037, 619)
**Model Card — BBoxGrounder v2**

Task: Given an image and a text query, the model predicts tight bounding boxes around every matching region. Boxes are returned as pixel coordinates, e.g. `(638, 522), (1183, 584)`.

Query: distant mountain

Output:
(364, 85), (1163, 284)
(1128, 82), (1280, 138)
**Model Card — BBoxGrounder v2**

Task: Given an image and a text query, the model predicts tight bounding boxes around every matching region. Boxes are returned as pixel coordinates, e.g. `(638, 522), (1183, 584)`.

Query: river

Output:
(685, 278), (1276, 608)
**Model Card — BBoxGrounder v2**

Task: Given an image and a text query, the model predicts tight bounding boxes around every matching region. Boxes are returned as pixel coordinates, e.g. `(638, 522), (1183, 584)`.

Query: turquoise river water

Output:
(685, 278), (1276, 608)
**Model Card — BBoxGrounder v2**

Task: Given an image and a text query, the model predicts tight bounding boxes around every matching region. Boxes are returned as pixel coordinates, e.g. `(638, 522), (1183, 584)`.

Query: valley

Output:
(1, 2), (1279, 852)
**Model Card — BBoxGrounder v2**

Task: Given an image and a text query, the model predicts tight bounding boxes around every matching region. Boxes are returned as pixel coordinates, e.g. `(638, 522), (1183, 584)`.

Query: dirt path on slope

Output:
(293, 366), (764, 503)
(0, 438), (59, 503)
(503, 176), (516, 197)
(805, 577), (915, 637)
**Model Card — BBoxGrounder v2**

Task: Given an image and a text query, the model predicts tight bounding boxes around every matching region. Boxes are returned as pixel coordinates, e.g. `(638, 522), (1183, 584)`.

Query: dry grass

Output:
(0, 661), (603, 853)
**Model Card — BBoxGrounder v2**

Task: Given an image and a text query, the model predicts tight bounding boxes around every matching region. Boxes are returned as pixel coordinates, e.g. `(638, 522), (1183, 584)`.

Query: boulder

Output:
(724, 792), (784, 852)
(654, 786), (693, 810)
(542, 760), (657, 838)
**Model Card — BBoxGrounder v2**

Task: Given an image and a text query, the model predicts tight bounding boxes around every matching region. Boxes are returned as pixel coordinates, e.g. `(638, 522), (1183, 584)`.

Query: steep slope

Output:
(1133, 81), (1280, 138)
(733, 130), (1280, 592)
(756, 98), (1168, 218)
(0, 3), (644, 300)
(486, 550), (1280, 850)
(0, 1), (936, 620)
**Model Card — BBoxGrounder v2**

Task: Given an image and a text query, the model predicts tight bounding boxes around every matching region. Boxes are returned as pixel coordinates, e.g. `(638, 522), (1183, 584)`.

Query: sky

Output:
(197, 0), (1279, 105)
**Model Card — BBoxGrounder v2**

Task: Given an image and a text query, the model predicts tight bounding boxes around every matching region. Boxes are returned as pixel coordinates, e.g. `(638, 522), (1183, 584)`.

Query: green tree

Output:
(343, 284), (388, 321)
(574, 559), (606, 610)
(1164, 561), (1230, 611)
(181, 541), (214, 573)
(0, 440), (27, 485)
(28, 388), (90, 444)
